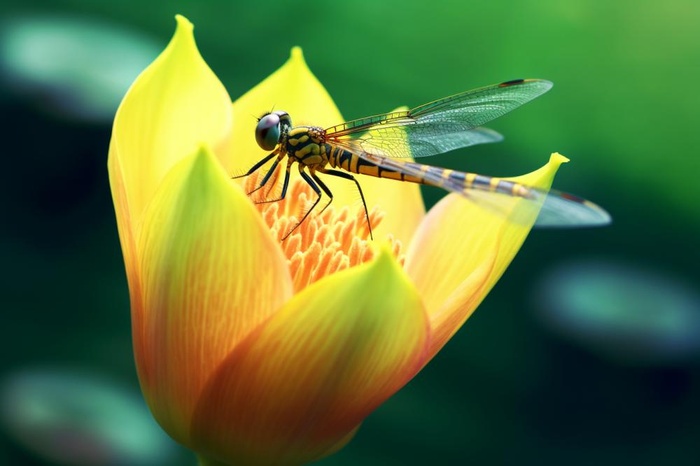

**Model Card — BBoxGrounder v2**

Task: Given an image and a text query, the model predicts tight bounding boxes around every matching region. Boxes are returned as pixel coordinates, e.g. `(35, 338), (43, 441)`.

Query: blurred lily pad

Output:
(1, 367), (181, 465)
(0, 14), (160, 121)
(533, 259), (700, 365)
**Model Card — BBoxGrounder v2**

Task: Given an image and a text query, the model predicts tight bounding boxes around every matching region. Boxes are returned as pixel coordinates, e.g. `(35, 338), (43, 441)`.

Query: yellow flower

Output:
(109, 15), (566, 466)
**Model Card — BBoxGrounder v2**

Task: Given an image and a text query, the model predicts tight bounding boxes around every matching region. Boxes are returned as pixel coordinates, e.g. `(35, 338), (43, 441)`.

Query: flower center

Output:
(244, 171), (404, 292)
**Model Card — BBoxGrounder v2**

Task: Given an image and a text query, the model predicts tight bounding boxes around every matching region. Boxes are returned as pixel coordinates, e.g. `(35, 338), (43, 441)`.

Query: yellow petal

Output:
(189, 248), (428, 465)
(134, 146), (292, 445)
(227, 48), (424, 247)
(405, 153), (567, 360)
(109, 15), (232, 262)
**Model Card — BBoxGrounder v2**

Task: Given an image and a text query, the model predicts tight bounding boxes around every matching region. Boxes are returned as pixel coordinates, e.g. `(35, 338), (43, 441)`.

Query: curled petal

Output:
(135, 146), (292, 445)
(109, 15), (232, 258)
(190, 248), (429, 465)
(405, 153), (568, 360)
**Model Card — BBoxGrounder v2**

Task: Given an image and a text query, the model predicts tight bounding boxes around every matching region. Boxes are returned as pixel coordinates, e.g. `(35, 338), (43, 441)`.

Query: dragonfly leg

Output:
(281, 166), (324, 240)
(251, 162), (293, 204)
(317, 168), (373, 240)
(247, 157), (282, 197)
(232, 149), (290, 200)
(309, 171), (334, 217)
(231, 149), (278, 180)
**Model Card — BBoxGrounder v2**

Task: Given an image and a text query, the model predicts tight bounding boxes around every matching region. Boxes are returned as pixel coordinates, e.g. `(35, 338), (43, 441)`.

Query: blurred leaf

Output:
(0, 14), (161, 121)
(533, 259), (700, 364)
(1, 367), (183, 466)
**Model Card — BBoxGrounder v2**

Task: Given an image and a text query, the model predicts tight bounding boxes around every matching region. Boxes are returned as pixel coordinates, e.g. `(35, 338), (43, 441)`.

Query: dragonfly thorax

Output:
(284, 125), (329, 167)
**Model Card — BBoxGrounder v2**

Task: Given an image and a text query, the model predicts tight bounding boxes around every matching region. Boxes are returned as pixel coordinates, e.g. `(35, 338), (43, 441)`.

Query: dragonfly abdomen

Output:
(328, 146), (532, 199)
(406, 161), (532, 199)
(441, 168), (533, 198)
(327, 146), (427, 184)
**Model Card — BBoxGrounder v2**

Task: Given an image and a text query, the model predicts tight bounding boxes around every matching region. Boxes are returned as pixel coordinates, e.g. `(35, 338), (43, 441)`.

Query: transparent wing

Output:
(533, 191), (612, 227)
(325, 79), (552, 158)
(331, 139), (611, 227)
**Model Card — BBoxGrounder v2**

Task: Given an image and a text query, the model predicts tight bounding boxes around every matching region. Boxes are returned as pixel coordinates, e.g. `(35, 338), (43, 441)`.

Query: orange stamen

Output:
(243, 171), (404, 292)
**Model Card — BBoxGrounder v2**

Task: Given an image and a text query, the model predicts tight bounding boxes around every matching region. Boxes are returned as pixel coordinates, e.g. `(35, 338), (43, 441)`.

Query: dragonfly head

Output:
(255, 111), (291, 151)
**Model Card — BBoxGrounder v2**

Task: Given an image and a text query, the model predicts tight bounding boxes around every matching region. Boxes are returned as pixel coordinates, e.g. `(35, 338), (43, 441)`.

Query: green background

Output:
(1, 0), (699, 465)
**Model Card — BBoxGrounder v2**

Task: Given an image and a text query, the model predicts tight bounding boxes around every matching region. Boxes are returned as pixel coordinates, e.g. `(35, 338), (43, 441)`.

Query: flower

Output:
(108, 15), (566, 466)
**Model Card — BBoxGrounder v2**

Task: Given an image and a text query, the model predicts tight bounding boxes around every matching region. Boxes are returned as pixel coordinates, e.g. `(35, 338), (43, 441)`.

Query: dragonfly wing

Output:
(326, 79), (552, 158)
(534, 189), (612, 227)
(400, 126), (504, 157)
(410, 79), (553, 122)
(360, 126), (504, 159)
(457, 185), (612, 228)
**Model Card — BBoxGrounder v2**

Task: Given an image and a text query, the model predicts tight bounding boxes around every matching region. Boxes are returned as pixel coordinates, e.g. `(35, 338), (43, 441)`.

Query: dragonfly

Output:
(239, 78), (610, 239)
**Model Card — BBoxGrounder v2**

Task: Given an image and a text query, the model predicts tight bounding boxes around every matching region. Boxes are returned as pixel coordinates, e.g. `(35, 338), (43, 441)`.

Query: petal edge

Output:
(135, 146), (292, 445)
(190, 247), (429, 465)
(406, 153), (566, 360)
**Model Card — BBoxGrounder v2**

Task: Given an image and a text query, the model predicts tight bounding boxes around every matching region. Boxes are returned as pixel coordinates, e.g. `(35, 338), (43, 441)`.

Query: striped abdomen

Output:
(327, 144), (533, 199)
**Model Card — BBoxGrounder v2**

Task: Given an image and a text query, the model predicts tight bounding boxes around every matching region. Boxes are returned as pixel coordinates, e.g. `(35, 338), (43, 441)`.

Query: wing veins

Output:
(325, 79), (552, 159)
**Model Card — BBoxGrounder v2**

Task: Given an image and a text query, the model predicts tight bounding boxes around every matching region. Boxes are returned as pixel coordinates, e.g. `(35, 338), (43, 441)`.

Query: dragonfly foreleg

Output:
(231, 149), (289, 200)
(317, 168), (373, 240)
(247, 156), (282, 197)
(251, 162), (292, 204)
(231, 149), (278, 180)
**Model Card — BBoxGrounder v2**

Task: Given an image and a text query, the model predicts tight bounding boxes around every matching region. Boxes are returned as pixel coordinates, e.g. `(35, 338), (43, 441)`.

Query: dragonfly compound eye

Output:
(255, 113), (282, 151)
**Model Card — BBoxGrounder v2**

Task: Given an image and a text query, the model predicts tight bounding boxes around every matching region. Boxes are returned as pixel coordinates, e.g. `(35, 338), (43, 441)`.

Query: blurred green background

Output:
(1, 0), (699, 465)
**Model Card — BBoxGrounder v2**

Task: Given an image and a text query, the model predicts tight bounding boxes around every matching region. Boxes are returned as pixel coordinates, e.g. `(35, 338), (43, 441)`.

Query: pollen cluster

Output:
(243, 172), (404, 292)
